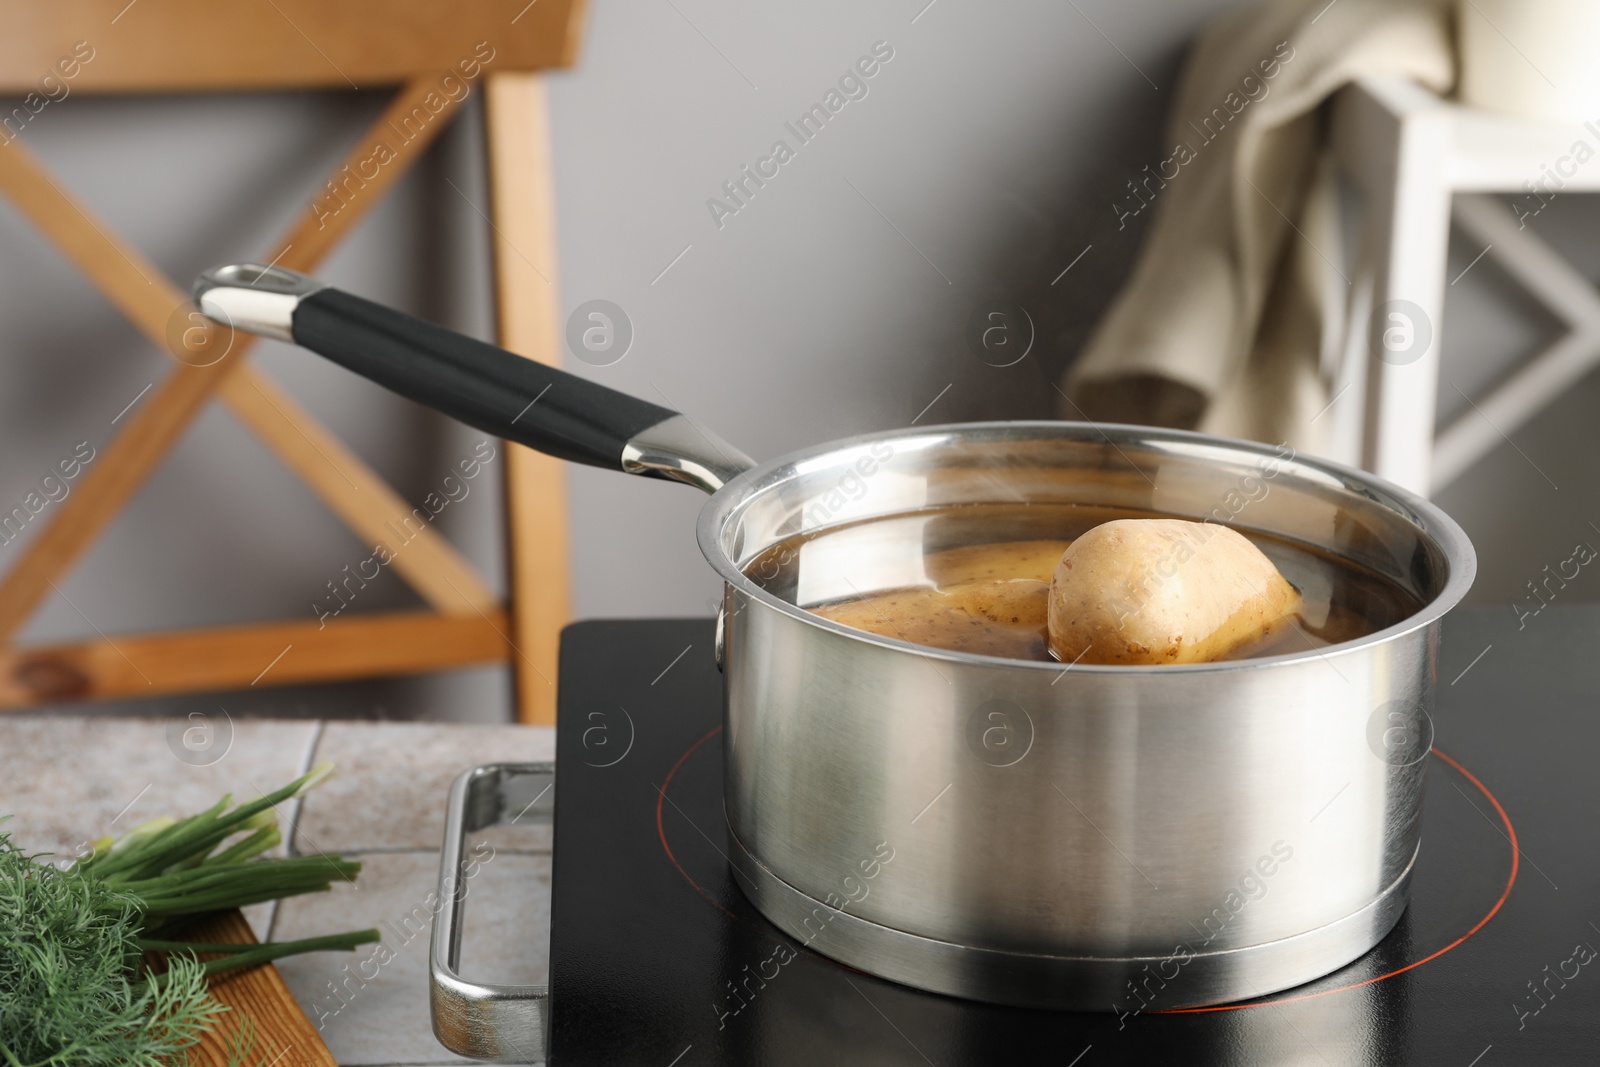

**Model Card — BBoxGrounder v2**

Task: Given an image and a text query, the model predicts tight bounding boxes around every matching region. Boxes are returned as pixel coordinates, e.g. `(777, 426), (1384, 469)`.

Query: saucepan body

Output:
(699, 423), (1474, 1011)
(191, 266), (1475, 1014)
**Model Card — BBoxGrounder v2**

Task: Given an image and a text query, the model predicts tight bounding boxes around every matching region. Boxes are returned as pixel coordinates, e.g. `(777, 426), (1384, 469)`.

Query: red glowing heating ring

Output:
(655, 731), (1520, 1011)
(657, 726), (744, 925)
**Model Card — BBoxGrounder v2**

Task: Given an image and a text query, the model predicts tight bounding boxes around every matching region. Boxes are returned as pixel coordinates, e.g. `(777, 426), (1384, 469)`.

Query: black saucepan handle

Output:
(191, 264), (753, 493)
(294, 287), (672, 469)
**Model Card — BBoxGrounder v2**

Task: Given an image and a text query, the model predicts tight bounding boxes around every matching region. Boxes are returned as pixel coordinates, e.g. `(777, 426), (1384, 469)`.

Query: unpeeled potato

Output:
(812, 539), (1069, 659)
(1046, 519), (1300, 665)
(816, 578), (1050, 658)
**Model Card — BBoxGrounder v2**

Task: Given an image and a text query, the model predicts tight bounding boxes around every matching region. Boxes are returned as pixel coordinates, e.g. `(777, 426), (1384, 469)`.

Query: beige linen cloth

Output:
(1060, 0), (1454, 451)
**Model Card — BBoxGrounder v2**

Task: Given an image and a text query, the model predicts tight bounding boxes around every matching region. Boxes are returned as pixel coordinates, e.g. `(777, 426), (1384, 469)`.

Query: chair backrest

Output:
(0, 0), (585, 723)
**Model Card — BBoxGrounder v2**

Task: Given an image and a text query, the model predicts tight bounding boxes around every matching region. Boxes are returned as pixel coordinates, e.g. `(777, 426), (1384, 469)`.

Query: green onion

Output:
(139, 930), (382, 987)
(0, 764), (379, 1064)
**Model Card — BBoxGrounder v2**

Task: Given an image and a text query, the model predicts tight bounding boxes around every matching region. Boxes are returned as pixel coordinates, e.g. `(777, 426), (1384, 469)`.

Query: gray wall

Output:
(0, 0), (1582, 720)
(547, 0), (1230, 619)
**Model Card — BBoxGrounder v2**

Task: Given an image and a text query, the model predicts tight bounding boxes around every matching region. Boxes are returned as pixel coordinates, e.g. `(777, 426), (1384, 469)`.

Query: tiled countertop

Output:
(0, 715), (555, 1066)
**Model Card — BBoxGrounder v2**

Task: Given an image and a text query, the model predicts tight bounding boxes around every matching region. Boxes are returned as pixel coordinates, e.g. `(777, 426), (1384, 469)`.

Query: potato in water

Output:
(813, 540), (1068, 660)
(1047, 519), (1301, 665)
(763, 504), (1403, 663)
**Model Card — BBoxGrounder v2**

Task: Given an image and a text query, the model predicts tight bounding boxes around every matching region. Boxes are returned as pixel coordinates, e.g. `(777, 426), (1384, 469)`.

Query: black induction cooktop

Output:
(546, 608), (1600, 1065)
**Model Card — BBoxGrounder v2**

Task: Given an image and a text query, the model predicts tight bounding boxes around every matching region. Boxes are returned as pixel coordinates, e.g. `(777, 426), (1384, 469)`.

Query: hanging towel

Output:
(1060, 0), (1454, 452)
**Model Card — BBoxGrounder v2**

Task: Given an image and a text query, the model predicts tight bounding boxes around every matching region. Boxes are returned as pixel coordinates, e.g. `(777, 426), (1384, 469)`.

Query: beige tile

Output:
(241, 900), (276, 941)
(297, 721), (555, 853)
(0, 714), (317, 859)
(272, 849), (550, 1066)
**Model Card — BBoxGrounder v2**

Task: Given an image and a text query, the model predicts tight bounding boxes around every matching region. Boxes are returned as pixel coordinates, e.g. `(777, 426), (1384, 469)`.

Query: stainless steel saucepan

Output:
(195, 264), (1476, 1048)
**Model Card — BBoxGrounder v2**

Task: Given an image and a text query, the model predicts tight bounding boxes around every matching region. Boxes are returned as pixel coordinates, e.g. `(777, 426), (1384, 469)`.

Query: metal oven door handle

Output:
(429, 762), (556, 1063)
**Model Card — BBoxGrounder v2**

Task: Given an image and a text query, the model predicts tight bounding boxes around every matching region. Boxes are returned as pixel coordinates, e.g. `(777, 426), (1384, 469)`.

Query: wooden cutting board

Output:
(178, 910), (337, 1067)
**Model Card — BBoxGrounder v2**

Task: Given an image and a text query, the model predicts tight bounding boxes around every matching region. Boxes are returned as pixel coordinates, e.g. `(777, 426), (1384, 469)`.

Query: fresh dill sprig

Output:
(224, 1012), (259, 1067)
(0, 826), (222, 1066)
(0, 764), (381, 1063)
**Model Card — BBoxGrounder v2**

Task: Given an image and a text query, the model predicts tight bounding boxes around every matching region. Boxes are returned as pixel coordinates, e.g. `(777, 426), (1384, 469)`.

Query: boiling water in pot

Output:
(745, 503), (1421, 663)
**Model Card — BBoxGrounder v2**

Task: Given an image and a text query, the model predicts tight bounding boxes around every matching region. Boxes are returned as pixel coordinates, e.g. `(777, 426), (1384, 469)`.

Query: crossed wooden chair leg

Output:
(0, 73), (564, 720)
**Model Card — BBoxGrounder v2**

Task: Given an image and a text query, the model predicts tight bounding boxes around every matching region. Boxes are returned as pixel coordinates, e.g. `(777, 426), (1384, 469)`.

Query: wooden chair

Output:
(0, 0), (585, 723)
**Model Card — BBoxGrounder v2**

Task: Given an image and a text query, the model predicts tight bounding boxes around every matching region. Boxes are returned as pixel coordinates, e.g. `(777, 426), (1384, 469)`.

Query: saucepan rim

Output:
(695, 420), (1477, 675)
